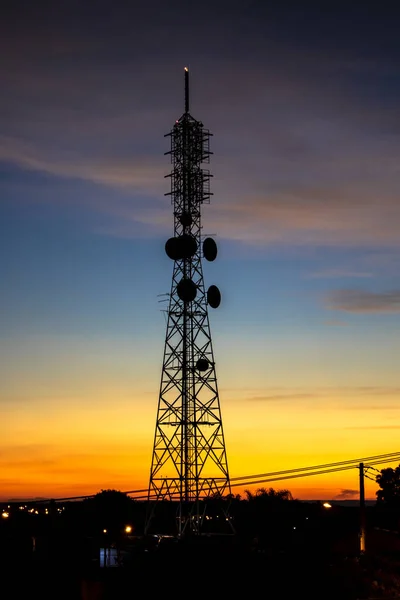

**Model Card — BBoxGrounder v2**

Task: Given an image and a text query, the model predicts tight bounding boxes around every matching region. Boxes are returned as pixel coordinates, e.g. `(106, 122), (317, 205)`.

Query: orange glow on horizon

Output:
(0, 387), (389, 503)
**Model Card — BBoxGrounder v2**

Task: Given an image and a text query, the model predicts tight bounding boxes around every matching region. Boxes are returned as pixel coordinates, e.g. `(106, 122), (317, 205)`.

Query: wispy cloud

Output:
(1, 35), (400, 248)
(247, 393), (317, 402)
(0, 135), (165, 193)
(323, 319), (348, 327)
(358, 252), (400, 275)
(325, 289), (400, 314)
(345, 425), (400, 430)
(343, 408), (400, 413)
(308, 269), (373, 279)
(348, 387), (400, 395)
(334, 488), (359, 500)
(245, 386), (400, 403)
(210, 181), (400, 247)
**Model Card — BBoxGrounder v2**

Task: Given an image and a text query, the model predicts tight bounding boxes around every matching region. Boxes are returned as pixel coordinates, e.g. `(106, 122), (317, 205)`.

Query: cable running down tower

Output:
(146, 68), (231, 536)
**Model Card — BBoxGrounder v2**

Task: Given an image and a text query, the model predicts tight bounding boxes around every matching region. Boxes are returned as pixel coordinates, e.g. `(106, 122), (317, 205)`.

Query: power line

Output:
(5, 451), (399, 505)
(129, 453), (400, 497)
(229, 451), (400, 482)
(230, 456), (400, 489)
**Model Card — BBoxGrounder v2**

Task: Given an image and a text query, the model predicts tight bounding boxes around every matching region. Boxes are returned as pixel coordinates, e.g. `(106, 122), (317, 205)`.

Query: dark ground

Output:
(4, 533), (400, 599)
(3, 502), (400, 598)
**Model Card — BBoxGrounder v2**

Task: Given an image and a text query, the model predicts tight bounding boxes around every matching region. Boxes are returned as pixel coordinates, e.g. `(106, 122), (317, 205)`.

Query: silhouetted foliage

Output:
(229, 487), (302, 551)
(244, 487), (294, 502)
(376, 465), (400, 506)
(80, 489), (136, 536)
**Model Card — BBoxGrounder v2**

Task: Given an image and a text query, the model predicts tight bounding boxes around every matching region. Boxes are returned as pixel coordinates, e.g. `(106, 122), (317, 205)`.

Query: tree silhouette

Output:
(83, 489), (136, 535)
(244, 487), (294, 502)
(238, 487), (298, 552)
(376, 465), (400, 506)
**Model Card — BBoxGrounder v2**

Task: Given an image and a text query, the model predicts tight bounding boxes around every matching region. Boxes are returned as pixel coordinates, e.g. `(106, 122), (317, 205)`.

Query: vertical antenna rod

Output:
(184, 66), (189, 113)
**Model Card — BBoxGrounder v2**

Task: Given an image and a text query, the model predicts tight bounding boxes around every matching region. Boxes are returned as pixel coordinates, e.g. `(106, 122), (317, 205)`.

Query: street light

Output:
(323, 502), (332, 509)
(125, 525), (132, 534)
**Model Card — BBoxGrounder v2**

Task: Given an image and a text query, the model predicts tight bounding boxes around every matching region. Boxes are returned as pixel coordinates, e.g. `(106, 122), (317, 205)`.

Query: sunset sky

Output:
(1, 1), (400, 502)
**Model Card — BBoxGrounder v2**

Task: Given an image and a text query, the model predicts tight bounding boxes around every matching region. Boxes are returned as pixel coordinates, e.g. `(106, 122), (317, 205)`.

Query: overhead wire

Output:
(229, 457), (400, 490)
(229, 451), (400, 482)
(4, 450), (400, 504)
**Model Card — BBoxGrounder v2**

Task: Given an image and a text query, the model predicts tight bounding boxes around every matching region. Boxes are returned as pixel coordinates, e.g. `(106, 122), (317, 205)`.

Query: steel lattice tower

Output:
(146, 68), (231, 537)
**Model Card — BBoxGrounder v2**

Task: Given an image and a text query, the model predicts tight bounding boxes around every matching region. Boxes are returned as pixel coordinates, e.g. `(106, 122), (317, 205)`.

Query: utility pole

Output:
(359, 462), (366, 554)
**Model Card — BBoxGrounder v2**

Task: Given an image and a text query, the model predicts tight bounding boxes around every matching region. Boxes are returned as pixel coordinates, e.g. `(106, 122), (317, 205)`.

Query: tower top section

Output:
(165, 68), (213, 206)
(173, 67), (208, 130)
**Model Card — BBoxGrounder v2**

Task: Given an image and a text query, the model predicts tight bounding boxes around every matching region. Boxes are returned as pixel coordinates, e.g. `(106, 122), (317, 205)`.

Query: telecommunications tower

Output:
(146, 68), (231, 536)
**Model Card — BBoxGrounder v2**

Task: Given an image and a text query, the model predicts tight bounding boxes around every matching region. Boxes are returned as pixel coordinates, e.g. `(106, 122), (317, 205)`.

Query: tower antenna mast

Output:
(184, 66), (189, 113)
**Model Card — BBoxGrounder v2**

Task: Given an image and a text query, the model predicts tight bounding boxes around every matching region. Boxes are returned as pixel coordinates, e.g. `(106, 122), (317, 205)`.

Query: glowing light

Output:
(323, 502), (332, 508)
(184, 67), (188, 72)
(125, 525), (132, 533)
(103, 529), (107, 533)
(2, 512), (9, 518)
